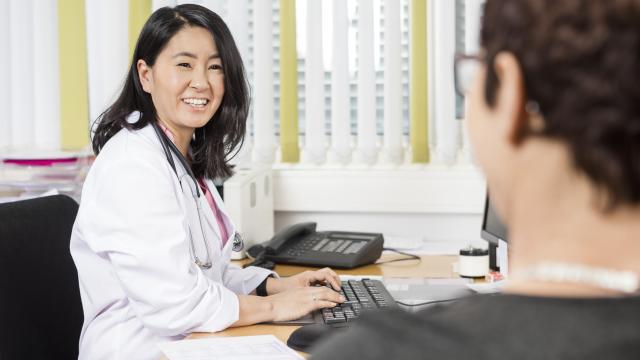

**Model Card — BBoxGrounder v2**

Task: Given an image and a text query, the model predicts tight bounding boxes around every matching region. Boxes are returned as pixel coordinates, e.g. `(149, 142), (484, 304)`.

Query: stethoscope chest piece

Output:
(232, 232), (244, 252)
(194, 258), (212, 270)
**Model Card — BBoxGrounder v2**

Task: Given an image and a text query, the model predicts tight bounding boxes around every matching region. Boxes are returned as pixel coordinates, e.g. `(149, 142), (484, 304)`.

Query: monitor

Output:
(480, 196), (508, 271)
(481, 196), (508, 244)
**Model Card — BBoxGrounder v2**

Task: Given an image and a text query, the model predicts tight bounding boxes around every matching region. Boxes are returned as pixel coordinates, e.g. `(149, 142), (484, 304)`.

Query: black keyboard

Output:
(314, 279), (398, 327)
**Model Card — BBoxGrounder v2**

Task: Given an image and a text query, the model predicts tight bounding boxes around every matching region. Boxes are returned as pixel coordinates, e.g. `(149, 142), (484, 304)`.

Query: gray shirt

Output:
(311, 294), (640, 359)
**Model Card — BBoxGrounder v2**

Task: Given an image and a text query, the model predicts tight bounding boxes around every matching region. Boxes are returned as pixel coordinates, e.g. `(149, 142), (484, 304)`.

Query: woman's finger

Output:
(308, 269), (341, 291)
(320, 268), (342, 290)
(322, 267), (340, 279)
(313, 300), (338, 310)
(317, 287), (345, 303)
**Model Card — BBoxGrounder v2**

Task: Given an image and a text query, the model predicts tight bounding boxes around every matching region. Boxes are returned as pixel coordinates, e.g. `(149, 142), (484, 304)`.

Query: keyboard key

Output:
(317, 279), (396, 326)
(325, 317), (346, 324)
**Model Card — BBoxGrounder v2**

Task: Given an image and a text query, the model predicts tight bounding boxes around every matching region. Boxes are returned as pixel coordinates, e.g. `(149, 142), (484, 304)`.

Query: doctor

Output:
(70, 5), (343, 360)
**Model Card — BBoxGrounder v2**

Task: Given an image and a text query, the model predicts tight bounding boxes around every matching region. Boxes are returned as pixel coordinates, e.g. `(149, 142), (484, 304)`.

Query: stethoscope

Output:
(151, 121), (243, 270)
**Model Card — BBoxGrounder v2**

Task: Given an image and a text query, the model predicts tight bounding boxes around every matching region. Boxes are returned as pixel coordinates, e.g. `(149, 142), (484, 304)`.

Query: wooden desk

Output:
(182, 254), (457, 356)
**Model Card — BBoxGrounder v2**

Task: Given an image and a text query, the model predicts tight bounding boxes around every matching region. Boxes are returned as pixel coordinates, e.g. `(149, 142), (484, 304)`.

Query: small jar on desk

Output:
(458, 247), (489, 278)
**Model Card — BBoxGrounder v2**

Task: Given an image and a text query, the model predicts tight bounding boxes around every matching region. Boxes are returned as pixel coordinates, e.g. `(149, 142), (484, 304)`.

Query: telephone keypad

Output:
(284, 236), (366, 257)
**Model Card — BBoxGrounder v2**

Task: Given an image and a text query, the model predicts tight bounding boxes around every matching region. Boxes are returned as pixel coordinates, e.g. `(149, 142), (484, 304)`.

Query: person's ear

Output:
(492, 52), (528, 145)
(137, 59), (153, 94)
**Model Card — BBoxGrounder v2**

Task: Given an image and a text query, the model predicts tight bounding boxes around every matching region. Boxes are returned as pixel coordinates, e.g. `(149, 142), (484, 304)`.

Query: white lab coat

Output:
(70, 123), (273, 360)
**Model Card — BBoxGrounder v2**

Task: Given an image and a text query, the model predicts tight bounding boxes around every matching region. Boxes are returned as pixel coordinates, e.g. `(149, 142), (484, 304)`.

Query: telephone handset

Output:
(247, 222), (384, 269)
(264, 222), (317, 255)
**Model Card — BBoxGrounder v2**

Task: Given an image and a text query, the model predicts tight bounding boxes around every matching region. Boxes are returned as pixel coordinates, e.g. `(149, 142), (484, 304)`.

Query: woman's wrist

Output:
(266, 276), (288, 295)
(233, 294), (275, 326)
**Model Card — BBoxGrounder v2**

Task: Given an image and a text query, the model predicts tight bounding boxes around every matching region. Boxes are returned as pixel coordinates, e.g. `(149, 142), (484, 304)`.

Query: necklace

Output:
(512, 262), (640, 294)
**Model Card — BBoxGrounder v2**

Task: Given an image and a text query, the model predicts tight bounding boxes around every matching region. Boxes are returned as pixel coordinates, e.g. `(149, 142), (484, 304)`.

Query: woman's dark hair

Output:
(92, 4), (249, 180)
(481, 0), (640, 208)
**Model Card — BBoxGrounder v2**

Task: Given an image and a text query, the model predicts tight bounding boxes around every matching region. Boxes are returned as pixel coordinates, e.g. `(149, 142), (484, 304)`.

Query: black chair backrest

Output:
(0, 195), (83, 360)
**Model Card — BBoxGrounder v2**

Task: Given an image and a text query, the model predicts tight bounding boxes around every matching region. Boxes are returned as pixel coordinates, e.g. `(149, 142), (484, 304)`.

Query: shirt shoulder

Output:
(310, 306), (477, 360)
(81, 125), (177, 207)
(95, 125), (164, 166)
(310, 295), (640, 360)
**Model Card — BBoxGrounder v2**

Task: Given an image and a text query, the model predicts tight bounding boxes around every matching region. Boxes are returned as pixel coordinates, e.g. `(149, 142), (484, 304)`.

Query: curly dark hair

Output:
(92, 4), (249, 180)
(481, 0), (640, 209)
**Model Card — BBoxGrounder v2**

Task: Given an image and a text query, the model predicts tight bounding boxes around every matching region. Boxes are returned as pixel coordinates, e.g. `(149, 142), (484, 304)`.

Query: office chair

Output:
(0, 195), (83, 360)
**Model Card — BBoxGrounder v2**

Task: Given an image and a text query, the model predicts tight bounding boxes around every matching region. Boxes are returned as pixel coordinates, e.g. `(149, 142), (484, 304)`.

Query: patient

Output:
(312, 0), (640, 358)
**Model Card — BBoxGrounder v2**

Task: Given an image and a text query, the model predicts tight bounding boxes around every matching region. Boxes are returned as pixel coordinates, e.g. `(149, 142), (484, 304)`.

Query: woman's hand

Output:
(233, 286), (345, 327)
(266, 267), (342, 295)
(268, 286), (345, 322)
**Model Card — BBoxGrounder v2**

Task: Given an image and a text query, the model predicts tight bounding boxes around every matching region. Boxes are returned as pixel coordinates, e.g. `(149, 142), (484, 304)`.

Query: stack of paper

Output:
(0, 150), (92, 202)
(159, 335), (304, 360)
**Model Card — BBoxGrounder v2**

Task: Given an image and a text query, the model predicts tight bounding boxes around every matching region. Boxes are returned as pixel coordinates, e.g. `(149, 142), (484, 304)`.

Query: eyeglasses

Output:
(454, 53), (483, 97)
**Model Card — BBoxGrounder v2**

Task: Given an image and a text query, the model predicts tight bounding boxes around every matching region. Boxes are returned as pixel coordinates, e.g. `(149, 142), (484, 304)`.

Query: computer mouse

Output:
(287, 323), (346, 352)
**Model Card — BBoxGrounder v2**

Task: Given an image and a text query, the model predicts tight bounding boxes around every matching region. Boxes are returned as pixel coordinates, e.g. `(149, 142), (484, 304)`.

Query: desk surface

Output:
(178, 254), (457, 358)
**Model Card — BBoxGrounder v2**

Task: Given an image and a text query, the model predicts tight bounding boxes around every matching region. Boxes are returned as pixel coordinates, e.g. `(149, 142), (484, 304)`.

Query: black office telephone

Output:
(247, 222), (384, 269)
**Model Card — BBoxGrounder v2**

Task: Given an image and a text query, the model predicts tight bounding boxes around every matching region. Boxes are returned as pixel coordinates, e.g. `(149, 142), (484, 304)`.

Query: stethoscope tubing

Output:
(151, 121), (212, 269)
(151, 121), (244, 261)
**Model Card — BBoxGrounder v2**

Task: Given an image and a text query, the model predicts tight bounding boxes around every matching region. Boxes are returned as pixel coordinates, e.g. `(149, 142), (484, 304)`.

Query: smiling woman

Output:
(72, 4), (344, 360)
(136, 25), (226, 157)
(92, 5), (247, 180)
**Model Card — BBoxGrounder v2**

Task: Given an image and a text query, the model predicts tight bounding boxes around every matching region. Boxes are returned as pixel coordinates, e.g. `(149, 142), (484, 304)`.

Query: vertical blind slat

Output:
(354, 0), (377, 165)
(86, 0), (128, 134)
(34, 0), (61, 150)
(226, 0), (252, 165)
(382, 0), (404, 165)
(9, 0), (34, 149)
(85, 0), (101, 127)
(0, 1), (12, 150)
(252, 0), (276, 164)
(410, 0), (429, 163)
(329, 0), (351, 165)
(433, 0), (459, 164)
(462, 0), (484, 161)
(129, 0), (151, 58)
(427, 0), (436, 149)
(59, 0), (90, 150)
(279, 0), (300, 163)
(464, 0), (482, 53)
(303, 0), (326, 164)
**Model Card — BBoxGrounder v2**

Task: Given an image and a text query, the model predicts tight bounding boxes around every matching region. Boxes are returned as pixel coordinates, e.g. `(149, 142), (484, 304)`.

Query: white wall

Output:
(270, 164), (486, 245)
(275, 211), (484, 244)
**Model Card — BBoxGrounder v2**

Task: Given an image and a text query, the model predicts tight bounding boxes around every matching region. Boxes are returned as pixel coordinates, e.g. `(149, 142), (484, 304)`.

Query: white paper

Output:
(466, 280), (507, 294)
(159, 335), (303, 360)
